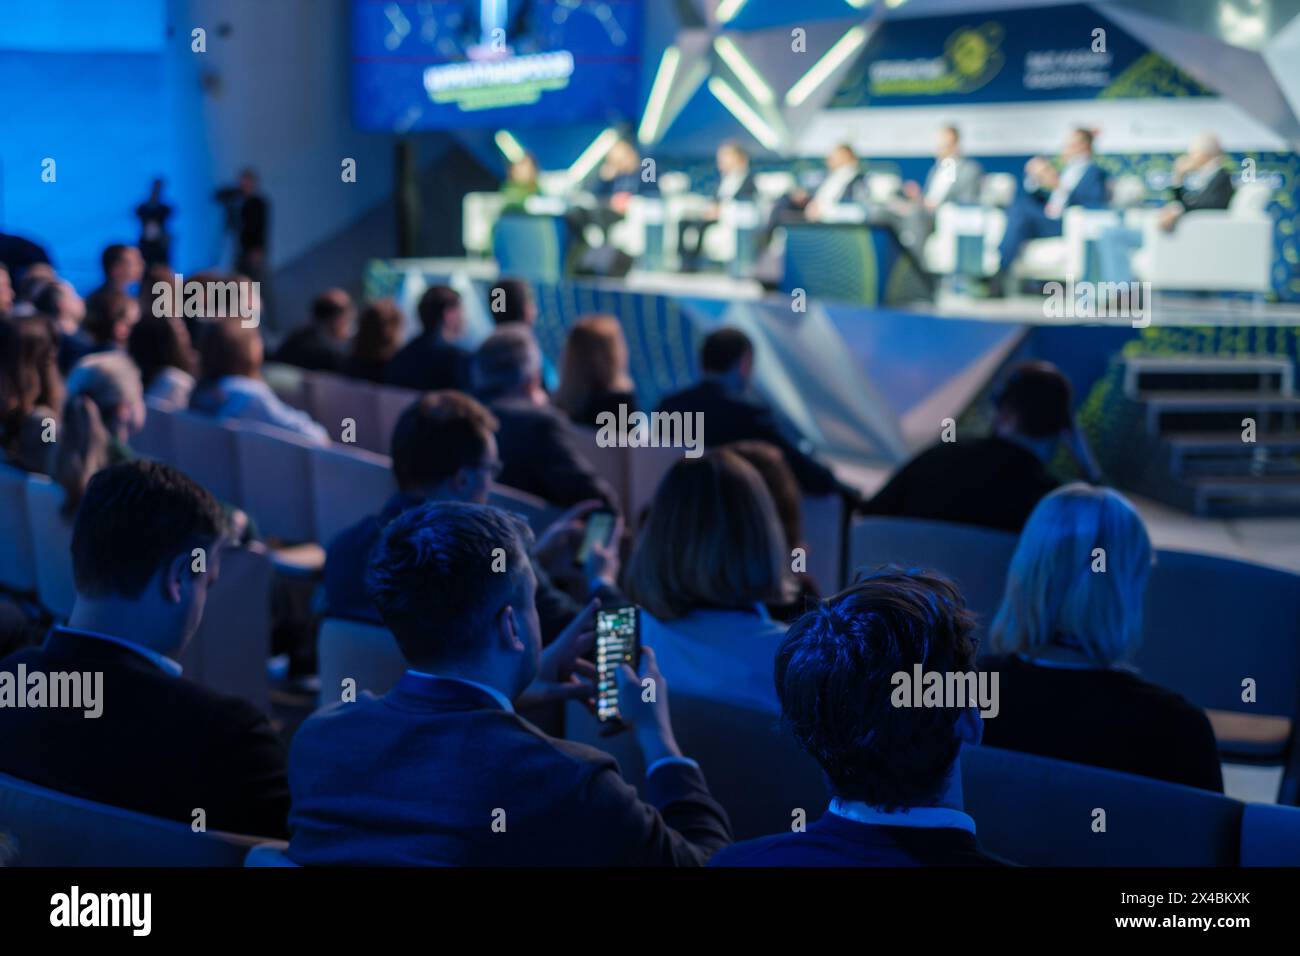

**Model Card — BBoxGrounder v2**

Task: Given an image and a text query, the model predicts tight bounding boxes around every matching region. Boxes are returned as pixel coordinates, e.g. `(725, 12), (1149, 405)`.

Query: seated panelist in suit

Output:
(677, 141), (758, 271)
(1094, 131), (1236, 285)
(891, 124), (984, 255)
(471, 325), (620, 511)
(0, 461), (290, 838)
(990, 127), (1109, 296)
(711, 568), (1004, 867)
(656, 327), (844, 498)
(323, 390), (624, 644)
(289, 501), (733, 866)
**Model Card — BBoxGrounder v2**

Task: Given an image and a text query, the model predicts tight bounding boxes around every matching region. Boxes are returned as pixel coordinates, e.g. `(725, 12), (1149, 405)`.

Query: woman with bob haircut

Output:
(622, 448), (792, 713)
(981, 483), (1222, 791)
(553, 314), (638, 429)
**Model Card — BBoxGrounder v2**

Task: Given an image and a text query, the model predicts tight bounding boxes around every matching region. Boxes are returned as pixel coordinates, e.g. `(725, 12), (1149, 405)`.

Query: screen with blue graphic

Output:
(351, 0), (642, 131)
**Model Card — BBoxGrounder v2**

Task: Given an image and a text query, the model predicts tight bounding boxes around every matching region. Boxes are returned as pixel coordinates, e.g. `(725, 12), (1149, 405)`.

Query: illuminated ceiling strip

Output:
(494, 130), (526, 163)
(845, 0), (870, 7)
(785, 25), (869, 108)
(567, 127), (623, 188)
(708, 76), (781, 150)
(637, 46), (682, 145)
(715, 0), (749, 24)
(713, 36), (774, 105)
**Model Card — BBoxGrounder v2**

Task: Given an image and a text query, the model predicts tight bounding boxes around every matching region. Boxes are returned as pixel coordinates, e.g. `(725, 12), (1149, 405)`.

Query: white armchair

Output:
(1015, 206), (1122, 283)
(1129, 182), (1273, 293)
(461, 192), (507, 257)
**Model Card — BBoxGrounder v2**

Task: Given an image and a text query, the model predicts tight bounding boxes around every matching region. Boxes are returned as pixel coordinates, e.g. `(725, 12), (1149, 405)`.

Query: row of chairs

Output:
(848, 516), (1300, 803)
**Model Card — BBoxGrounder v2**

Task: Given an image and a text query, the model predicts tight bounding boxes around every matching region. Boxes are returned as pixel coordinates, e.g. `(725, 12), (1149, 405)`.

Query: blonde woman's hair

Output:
(554, 315), (634, 419)
(54, 352), (143, 517)
(990, 483), (1152, 665)
(623, 448), (788, 620)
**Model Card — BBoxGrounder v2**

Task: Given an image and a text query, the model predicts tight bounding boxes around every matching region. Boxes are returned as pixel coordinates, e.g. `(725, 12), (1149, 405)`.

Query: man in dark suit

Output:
(990, 127), (1109, 296)
(860, 361), (1100, 533)
(384, 285), (472, 391)
(656, 327), (843, 497)
(711, 569), (1003, 867)
(677, 141), (758, 272)
(322, 390), (623, 643)
(471, 325), (619, 510)
(0, 461), (289, 838)
(272, 289), (355, 373)
(290, 501), (732, 865)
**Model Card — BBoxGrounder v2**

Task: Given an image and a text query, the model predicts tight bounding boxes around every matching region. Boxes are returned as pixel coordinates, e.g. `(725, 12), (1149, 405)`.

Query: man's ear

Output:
(956, 706), (984, 746)
(161, 551), (189, 604)
(448, 466), (473, 496)
(494, 603), (525, 653)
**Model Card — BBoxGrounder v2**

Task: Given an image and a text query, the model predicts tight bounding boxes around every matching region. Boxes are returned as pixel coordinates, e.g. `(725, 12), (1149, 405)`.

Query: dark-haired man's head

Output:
(488, 278), (536, 327)
(101, 244), (144, 290)
(472, 325), (544, 403)
(311, 288), (355, 343)
(1064, 127), (1095, 161)
(417, 285), (464, 340)
(366, 502), (540, 695)
(391, 391), (500, 502)
(700, 327), (755, 390)
(69, 460), (227, 655)
(776, 568), (981, 812)
(992, 360), (1073, 457)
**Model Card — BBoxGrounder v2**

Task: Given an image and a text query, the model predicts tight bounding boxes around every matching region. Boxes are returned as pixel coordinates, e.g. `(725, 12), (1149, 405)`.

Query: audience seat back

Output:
(303, 372), (385, 454)
(23, 474), (75, 619)
(569, 426), (630, 513)
(233, 422), (319, 543)
(0, 464), (37, 593)
(262, 361), (310, 411)
(170, 411), (244, 506)
(176, 544), (274, 714)
(848, 517), (1017, 638)
(374, 386), (421, 453)
(309, 445), (398, 549)
(132, 399), (177, 462)
(625, 445), (686, 522)
(961, 744), (1242, 865)
(316, 617), (406, 709)
(801, 493), (845, 591)
(0, 770), (262, 866)
(1135, 550), (1300, 720)
(1240, 802), (1300, 866)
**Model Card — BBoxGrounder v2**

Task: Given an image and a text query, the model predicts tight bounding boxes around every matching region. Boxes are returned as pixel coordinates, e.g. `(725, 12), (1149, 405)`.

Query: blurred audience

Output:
(981, 484), (1223, 792)
(273, 289), (355, 374)
(290, 501), (732, 865)
(190, 317), (329, 443)
(0, 461), (289, 838)
(657, 327), (842, 497)
(862, 361), (1099, 532)
(345, 298), (404, 383)
(61, 289), (138, 373)
(384, 285), (471, 391)
(623, 449), (790, 713)
(712, 569), (1002, 867)
(84, 244), (144, 326)
(0, 317), (63, 472)
(128, 312), (198, 407)
(472, 325), (618, 510)
(554, 314), (638, 429)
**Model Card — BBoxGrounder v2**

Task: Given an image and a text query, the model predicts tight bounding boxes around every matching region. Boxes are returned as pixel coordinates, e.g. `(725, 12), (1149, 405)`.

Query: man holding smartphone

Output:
(289, 502), (733, 866)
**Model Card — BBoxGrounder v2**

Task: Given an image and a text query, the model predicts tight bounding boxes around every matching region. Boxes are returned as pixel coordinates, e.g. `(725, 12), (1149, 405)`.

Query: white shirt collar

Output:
(828, 797), (976, 834)
(62, 627), (183, 677)
(403, 670), (515, 713)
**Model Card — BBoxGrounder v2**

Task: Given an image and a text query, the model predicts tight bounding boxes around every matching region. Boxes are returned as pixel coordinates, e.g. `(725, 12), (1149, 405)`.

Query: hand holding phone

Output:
(575, 510), (616, 566)
(595, 605), (640, 730)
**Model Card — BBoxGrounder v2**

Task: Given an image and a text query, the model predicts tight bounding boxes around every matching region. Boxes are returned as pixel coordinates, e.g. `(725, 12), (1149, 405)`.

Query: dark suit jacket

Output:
(0, 628), (289, 838)
(322, 492), (621, 644)
(488, 397), (620, 510)
(710, 811), (1004, 867)
(384, 332), (472, 392)
(287, 674), (732, 865)
(1173, 166), (1234, 213)
(273, 324), (348, 374)
(1032, 162), (1108, 211)
(717, 171), (758, 202)
(655, 381), (839, 495)
(861, 436), (1058, 533)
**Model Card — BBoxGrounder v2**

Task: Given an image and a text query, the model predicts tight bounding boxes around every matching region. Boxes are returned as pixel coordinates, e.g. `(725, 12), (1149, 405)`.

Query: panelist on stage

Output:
(891, 124), (983, 255)
(677, 141), (757, 272)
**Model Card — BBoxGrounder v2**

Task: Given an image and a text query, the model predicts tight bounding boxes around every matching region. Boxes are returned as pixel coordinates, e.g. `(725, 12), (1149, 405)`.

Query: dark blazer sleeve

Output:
(580, 760), (732, 865)
(210, 698), (292, 839)
(1173, 167), (1233, 212)
(1068, 165), (1109, 210)
(734, 173), (758, 201)
(533, 413), (621, 512)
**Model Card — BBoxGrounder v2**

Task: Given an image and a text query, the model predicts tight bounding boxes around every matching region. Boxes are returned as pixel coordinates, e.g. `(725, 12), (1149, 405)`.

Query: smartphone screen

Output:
(595, 605), (640, 724)
(576, 510), (615, 565)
